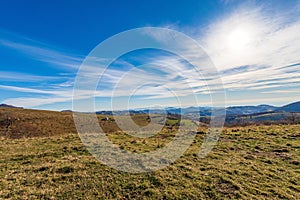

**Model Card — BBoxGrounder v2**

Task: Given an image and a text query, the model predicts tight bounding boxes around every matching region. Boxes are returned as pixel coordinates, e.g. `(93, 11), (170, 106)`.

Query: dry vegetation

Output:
(0, 108), (299, 199)
(0, 108), (76, 139)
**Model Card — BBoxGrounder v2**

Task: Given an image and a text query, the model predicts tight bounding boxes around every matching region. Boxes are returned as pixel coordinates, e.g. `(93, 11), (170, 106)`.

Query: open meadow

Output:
(0, 108), (299, 199)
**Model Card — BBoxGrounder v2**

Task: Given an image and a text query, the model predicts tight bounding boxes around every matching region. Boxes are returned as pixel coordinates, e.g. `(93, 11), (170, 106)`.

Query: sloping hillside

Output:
(0, 108), (128, 139)
(279, 101), (300, 112)
(0, 108), (77, 139)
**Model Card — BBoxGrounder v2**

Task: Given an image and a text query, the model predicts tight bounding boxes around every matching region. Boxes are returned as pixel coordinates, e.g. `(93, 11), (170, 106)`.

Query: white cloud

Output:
(3, 97), (71, 107)
(0, 85), (71, 96)
(201, 5), (300, 69)
(0, 71), (60, 82)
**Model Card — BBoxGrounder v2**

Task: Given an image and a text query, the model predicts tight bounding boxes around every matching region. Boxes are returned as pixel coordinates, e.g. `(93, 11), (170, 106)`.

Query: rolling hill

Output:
(278, 101), (300, 112)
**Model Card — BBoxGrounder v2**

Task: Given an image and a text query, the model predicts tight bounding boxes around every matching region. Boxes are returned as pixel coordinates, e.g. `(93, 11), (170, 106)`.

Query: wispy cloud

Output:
(3, 97), (73, 107)
(0, 85), (70, 95)
(261, 89), (300, 94)
(0, 30), (83, 70)
(201, 3), (300, 70)
(137, 4), (300, 102)
(0, 30), (82, 107)
(0, 71), (60, 82)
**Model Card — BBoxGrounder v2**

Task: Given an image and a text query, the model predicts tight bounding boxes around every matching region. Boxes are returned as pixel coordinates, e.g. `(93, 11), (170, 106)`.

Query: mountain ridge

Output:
(2, 101), (300, 115)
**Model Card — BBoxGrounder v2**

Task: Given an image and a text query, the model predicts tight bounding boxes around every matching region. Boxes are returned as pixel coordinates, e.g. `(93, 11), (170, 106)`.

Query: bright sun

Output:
(227, 28), (251, 51)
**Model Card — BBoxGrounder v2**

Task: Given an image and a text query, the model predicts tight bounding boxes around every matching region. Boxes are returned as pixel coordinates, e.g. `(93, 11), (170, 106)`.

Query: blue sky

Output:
(0, 0), (300, 111)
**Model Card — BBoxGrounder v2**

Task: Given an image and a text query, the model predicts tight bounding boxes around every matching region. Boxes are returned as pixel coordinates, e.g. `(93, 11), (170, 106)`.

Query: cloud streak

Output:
(0, 30), (84, 70)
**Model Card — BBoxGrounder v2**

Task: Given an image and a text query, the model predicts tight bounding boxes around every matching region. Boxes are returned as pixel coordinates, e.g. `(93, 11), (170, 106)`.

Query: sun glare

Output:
(227, 28), (251, 51)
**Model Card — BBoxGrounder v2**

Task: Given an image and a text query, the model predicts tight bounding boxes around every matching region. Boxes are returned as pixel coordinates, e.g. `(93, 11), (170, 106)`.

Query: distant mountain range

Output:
(95, 101), (300, 116)
(85, 101), (300, 124)
(1, 101), (299, 126)
(1, 101), (300, 116)
(225, 104), (278, 116)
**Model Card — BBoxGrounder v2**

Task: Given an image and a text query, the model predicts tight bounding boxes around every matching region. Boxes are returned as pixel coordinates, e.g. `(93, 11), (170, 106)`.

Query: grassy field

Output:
(1, 122), (299, 199)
